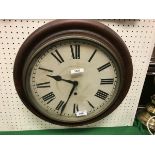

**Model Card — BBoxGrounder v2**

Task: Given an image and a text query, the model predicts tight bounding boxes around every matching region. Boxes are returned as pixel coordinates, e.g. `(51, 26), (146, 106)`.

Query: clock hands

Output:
(47, 75), (76, 85)
(47, 75), (78, 114)
(60, 81), (78, 114)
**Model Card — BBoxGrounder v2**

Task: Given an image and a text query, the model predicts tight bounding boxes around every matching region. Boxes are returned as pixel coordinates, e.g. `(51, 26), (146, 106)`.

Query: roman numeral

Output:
(100, 78), (114, 85)
(36, 82), (50, 88)
(97, 62), (111, 72)
(51, 49), (64, 63)
(73, 104), (79, 113)
(95, 90), (109, 100)
(39, 67), (53, 72)
(87, 101), (94, 109)
(42, 92), (55, 104)
(56, 100), (65, 110)
(88, 49), (97, 62)
(70, 45), (80, 59)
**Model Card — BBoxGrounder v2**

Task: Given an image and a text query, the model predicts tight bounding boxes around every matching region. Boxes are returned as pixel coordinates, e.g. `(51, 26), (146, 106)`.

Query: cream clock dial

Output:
(27, 39), (120, 123)
(14, 20), (133, 126)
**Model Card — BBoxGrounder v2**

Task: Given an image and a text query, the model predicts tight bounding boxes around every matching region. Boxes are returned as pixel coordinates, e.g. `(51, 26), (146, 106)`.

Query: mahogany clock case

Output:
(13, 20), (133, 126)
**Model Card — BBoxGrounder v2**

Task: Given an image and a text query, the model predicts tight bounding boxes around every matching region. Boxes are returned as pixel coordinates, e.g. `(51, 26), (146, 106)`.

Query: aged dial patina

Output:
(14, 20), (133, 126)
(25, 38), (120, 123)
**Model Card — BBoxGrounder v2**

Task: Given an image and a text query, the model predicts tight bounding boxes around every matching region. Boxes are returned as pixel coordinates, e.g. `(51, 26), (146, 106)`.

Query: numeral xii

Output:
(70, 45), (80, 59)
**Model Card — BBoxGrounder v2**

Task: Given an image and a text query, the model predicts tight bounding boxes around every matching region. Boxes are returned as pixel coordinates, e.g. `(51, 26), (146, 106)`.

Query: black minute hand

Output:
(47, 75), (78, 114)
(47, 75), (75, 85)
(60, 81), (78, 114)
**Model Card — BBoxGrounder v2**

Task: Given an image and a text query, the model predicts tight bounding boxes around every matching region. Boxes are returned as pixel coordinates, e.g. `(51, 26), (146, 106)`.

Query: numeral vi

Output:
(73, 104), (79, 113)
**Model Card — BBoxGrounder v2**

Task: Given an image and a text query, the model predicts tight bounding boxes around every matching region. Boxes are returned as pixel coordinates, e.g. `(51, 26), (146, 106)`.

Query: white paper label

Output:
(76, 110), (87, 117)
(70, 68), (84, 77)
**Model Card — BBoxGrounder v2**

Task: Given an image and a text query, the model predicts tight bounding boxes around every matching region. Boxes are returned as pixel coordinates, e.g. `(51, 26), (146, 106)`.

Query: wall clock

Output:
(13, 20), (133, 126)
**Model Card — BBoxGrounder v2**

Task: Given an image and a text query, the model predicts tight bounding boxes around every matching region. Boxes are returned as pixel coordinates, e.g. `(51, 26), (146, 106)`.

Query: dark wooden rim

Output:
(13, 20), (133, 126)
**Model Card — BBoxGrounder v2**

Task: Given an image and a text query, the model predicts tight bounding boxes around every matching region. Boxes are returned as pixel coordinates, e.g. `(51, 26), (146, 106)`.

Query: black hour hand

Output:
(47, 75), (62, 81)
(47, 75), (76, 85)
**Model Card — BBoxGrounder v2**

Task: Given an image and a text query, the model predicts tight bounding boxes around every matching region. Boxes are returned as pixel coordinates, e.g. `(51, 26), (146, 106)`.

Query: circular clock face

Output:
(14, 20), (133, 126)
(25, 38), (120, 123)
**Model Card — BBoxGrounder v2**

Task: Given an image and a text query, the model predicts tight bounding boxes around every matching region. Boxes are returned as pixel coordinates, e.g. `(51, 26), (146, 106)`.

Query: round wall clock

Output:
(13, 20), (133, 126)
